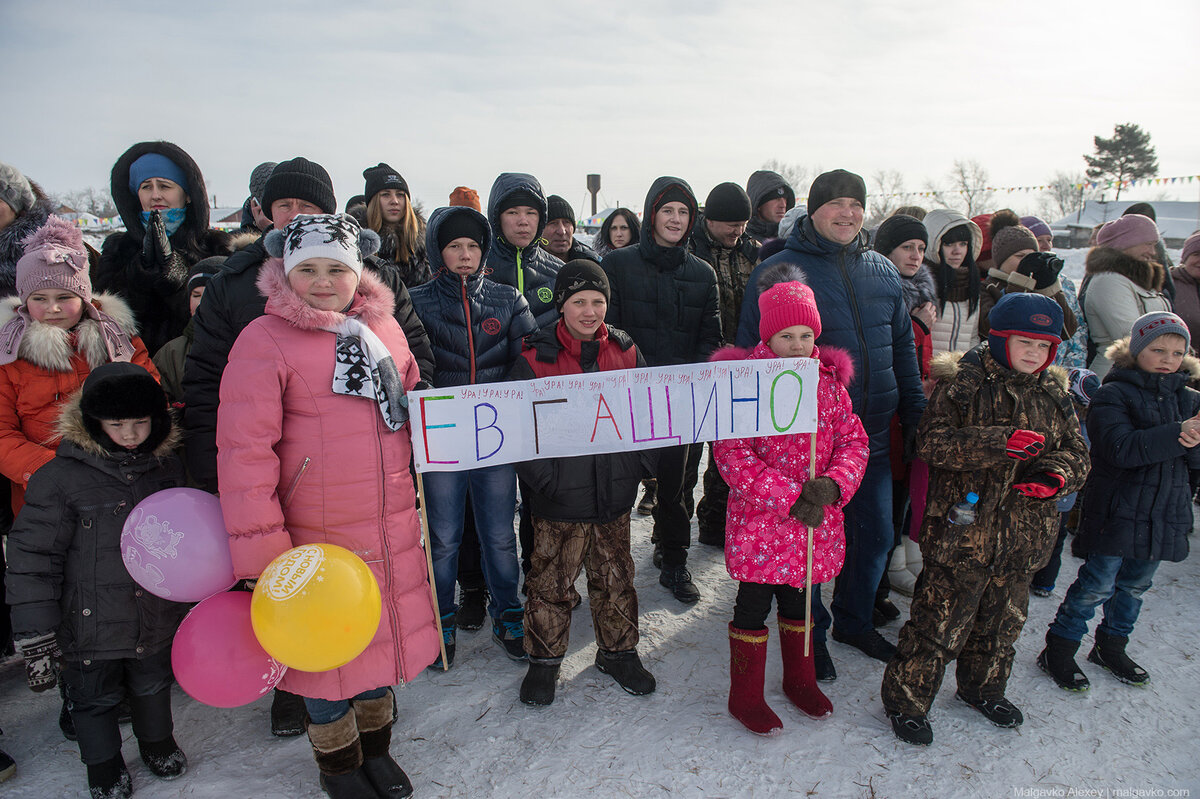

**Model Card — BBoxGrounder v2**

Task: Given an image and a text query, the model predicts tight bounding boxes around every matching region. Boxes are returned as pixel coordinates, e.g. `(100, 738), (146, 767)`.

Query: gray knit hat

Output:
(1129, 311), (1191, 358)
(0, 161), (35, 216)
(248, 161), (277, 203)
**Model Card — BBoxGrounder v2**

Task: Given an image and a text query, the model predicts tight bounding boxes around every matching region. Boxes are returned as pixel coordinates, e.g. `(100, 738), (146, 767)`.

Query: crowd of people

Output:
(0, 145), (1197, 797)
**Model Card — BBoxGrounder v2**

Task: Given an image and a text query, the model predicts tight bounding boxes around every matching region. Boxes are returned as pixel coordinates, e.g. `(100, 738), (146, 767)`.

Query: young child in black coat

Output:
(7, 363), (187, 799)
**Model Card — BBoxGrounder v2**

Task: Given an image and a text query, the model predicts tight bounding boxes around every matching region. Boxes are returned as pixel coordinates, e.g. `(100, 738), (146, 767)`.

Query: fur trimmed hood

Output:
(1105, 337), (1200, 378)
(0, 186), (55, 296)
(900, 263), (938, 313)
(228, 230), (262, 252)
(930, 346), (1069, 391)
(0, 292), (139, 371)
(1085, 246), (1164, 292)
(256, 257), (396, 332)
(709, 342), (855, 387)
(54, 387), (180, 458)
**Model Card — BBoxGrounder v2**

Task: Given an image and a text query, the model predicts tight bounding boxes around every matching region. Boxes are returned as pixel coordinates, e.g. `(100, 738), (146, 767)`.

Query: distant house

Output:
(1051, 201), (1200, 249)
(211, 207), (244, 230)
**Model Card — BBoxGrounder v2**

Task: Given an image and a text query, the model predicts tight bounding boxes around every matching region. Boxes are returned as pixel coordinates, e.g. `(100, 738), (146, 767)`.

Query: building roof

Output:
(1051, 201), (1200, 240)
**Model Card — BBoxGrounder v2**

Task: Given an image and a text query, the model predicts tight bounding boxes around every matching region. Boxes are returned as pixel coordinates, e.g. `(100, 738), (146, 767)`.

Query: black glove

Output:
(1014, 252), (1064, 291)
(788, 496), (825, 528)
(800, 476), (840, 507)
(16, 633), (62, 693)
(141, 209), (174, 269)
(902, 424), (919, 463)
(413, 381), (433, 392)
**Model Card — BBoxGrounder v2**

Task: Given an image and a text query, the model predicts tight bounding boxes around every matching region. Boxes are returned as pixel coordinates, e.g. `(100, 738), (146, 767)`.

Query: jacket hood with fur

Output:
(1085, 246), (1164, 292)
(0, 292), (138, 371)
(54, 387), (180, 459)
(255, 257), (396, 332)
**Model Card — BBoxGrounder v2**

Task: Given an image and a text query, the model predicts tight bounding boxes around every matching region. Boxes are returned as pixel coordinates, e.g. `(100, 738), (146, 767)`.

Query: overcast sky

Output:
(3, 0), (1198, 219)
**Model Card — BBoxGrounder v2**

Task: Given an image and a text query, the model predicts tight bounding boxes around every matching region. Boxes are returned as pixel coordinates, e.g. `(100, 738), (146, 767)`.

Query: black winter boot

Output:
(355, 690), (414, 799)
(139, 735), (188, 779)
(520, 661), (561, 706)
(86, 753), (132, 799)
(271, 688), (308, 737)
(307, 712), (375, 799)
(955, 691), (1024, 728)
(813, 639), (837, 682)
(596, 649), (656, 695)
(888, 711), (933, 746)
(1037, 632), (1090, 692)
(1088, 630), (1150, 685)
(457, 587), (488, 631)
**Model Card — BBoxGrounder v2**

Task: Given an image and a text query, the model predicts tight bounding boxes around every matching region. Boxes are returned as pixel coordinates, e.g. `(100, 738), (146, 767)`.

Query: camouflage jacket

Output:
(916, 344), (1090, 572)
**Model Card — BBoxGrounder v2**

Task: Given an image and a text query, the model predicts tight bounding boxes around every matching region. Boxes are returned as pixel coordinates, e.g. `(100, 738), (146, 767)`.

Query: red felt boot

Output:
(728, 625), (783, 735)
(779, 615), (833, 719)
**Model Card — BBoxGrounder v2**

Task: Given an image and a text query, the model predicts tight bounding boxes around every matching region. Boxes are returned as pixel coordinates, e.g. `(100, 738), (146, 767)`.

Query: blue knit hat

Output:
(987, 292), (1063, 372)
(128, 153), (189, 195)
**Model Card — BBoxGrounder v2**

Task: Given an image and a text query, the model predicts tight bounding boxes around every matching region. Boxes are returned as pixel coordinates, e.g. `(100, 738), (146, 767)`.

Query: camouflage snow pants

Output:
(523, 514), (639, 661)
(880, 559), (1034, 716)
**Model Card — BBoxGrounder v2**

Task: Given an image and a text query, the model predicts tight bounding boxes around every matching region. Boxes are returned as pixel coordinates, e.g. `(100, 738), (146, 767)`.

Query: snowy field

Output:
(3, 455), (1198, 799)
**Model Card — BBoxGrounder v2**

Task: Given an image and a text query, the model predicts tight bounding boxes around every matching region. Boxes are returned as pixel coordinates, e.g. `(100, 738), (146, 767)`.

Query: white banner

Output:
(410, 358), (819, 473)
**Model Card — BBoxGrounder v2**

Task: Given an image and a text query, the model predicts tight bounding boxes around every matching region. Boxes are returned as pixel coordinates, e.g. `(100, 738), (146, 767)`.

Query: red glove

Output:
(1013, 472), (1065, 499)
(1006, 429), (1046, 460)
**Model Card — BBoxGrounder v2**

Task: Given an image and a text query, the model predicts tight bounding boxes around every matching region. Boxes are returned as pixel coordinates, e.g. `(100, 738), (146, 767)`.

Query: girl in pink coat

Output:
(217, 213), (437, 798)
(713, 263), (869, 735)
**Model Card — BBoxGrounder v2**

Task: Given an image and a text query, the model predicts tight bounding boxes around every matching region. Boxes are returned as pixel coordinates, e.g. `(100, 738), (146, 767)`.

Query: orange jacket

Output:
(0, 294), (157, 513)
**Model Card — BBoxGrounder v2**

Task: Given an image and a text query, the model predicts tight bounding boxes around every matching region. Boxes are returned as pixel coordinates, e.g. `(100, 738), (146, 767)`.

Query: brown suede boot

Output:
(728, 625), (783, 735)
(354, 690), (413, 799)
(778, 615), (833, 719)
(306, 711), (374, 798)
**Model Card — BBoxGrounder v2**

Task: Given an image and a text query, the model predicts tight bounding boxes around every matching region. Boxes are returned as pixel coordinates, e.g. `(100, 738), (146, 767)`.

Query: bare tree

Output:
(1038, 171), (1101, 221)
(866, 169), (907, 227)
(761, 159), (817, 198)
(60, 187), (117, 218)
(922, 160), (993, 217)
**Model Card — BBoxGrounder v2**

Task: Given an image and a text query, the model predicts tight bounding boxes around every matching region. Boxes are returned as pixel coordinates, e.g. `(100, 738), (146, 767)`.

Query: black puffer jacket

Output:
(6, 390), (187, 660)
(509, 322), (652, 522)
(565, 238), (601, 264)
(484, 173), (564, 330)
(0, 182), (55, 298)
(410, 206), (537, 387)
(94, 141), (233, 354)
(600, 177), (722, 366)
(1075, 339), (1200, 563)
(182, 236), (434, 490)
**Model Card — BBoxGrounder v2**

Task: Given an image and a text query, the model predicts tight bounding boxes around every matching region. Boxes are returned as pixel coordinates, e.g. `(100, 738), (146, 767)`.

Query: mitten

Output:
(16, 633), (62, 693)
(1006, 429), (1045, 460)
(788, 496), (825, 528)
(800, 476), (841, 507)
(1013, 472), (1065, 499)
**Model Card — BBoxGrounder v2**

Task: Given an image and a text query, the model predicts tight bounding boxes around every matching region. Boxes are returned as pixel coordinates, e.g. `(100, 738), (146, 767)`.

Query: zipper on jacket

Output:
(461, 277), (477, 384)
(516, 248), (525, 296)
(281, 457), (311, 507)
(370, 406), (403, 685)
(837, 249), (870, 404)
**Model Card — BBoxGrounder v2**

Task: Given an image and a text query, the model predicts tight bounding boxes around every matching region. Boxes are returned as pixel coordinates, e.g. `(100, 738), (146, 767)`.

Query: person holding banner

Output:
(509, 259), (656, 706)
(409, 205), (538, 668)
(712, 265), (869, 734)
(217, 213), (437, 797)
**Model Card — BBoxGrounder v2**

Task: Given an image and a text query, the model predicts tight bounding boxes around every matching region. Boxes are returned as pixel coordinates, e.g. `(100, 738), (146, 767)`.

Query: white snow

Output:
(3, 463), (1199, 798)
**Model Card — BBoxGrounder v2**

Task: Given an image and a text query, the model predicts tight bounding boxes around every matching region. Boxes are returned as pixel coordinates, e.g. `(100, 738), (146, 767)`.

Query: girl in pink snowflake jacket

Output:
(713, 263), (868, 735)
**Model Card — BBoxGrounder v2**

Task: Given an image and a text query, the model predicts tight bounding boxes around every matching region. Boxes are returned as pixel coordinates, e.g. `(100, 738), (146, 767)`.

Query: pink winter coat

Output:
(713, 343), (869, 587)
(217, 258), (439, 700)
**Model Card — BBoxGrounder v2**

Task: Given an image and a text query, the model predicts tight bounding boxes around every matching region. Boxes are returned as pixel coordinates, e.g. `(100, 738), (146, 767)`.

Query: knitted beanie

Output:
(263, 213), (379, 276)
(449, 186), (481, 211)
(874, 214), (928, 256)
(554, 259), (610, 311)
(991, 225), (1039, 271)
(16, 216), (92, 304)
(0, 161), (35, 215)
(546, 195), (575, 225)
(363, 163), (409, 205)
(987, 292), (1063, 371)
(498, 188), (541, 215)
(1096, 214), (1159, 252)
(436, 210), (488, 251)
(703, 182), (752, 223)
(261, 157), (337, 219)
(248, 161), (277, 202)
(1019, 215), (1052, 239)
(807, 169), (866, 213)
(128, 153), (189, 196)
(1129, 311), (1190, 358)
(1182, 232), (1200, 265)
(187, 255), (226, 292)
(757, 262), (821, 343)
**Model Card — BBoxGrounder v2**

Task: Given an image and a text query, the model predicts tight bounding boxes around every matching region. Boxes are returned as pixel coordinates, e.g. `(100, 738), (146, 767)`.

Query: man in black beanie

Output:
(732, 169), (927, 676)
(685, 181), (760, 546)
(544, 194), (601, 265)
(746, 169), (796, 242)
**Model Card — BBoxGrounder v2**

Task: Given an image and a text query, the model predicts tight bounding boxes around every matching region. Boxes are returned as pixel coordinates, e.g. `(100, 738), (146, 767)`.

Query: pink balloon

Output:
(121, 487), (236, 602)
(172, 592), (287, 708)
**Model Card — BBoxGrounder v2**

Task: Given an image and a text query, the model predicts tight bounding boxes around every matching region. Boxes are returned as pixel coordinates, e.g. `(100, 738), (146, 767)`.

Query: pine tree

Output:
(1084, 123), (1158, 200)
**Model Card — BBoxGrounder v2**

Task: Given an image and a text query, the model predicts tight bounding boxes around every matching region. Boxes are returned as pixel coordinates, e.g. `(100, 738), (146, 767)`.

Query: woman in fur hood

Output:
(0, 216), (156, 515)
(1080, 214), (1171, 378)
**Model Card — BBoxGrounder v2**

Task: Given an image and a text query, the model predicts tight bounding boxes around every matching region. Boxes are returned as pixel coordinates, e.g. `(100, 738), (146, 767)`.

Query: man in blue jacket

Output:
(737, 170), (926, 678)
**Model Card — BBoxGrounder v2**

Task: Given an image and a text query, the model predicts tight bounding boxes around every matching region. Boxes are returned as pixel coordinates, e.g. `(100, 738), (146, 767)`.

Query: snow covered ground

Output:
(3, 462), (1199, 798)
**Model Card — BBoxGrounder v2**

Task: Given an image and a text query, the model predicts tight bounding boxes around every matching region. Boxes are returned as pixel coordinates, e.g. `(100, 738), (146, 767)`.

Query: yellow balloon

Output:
(251, 544), (382, 672)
